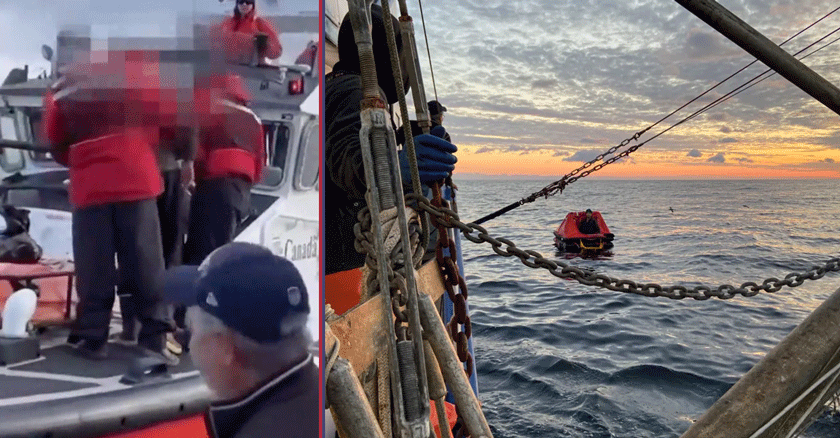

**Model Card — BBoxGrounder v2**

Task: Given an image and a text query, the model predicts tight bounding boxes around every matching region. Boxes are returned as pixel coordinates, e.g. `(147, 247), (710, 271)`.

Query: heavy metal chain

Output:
(430, 184), (475, 378)
(430, 182), (474, 438)
(410, 194), (840, 300)
(537, 130), (650, 199)
(473, 132), (649, 224)
(355, 206), (426, 340)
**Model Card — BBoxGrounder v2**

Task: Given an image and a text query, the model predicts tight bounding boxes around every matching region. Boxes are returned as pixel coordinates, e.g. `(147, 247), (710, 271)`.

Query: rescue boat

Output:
(553, 211), (615, 253)
(0, 1), (318, 437)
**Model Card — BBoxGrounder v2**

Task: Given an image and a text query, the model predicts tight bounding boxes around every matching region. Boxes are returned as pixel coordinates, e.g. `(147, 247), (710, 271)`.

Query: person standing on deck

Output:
(182, 72), (265, 266)
(217, 0), (282, 65)
(324, 5), (458, 313)
(161, 242), (318, 438)
(119, 126), (195, 350)
(42, 52), (174, 363)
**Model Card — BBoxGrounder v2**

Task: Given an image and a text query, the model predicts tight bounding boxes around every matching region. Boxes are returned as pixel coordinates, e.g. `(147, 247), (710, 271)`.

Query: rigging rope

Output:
(637, 23), (840, 150)
(472, 6), (840, 225)
(417, 0), (438, 102)
(693, 30), (840, 121)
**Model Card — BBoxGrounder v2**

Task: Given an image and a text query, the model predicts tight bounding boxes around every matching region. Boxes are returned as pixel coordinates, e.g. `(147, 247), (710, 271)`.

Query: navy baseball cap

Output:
(161, 242), (309, 343)
(428, 100), (447, 115)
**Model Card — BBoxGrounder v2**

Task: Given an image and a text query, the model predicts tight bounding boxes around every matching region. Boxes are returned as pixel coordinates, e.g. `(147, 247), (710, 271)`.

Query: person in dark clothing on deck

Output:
(119, 127), (195, 350)
(325, 5), (458, 315)
(162, 242), (318, 438)
(578, 209), (601, 235)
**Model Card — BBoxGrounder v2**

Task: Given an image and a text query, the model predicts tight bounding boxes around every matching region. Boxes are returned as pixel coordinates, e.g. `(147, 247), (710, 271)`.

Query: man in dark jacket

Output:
(325, 5), (457, 279)
(578, 209), (601, 234)
(162, 242), (318, 438)
(42, 52), (173, 361)
(182, 72), (265, 266)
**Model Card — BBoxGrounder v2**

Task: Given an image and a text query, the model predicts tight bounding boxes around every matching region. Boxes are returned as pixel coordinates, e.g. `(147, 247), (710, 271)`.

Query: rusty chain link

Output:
(409, 194), (840, 300)
(354, 206), (426, 342)
(430, 183), (475, 381)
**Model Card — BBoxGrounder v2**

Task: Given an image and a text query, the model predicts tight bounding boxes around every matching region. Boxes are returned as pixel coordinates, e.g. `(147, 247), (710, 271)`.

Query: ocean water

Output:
(453, 178), (840, 438)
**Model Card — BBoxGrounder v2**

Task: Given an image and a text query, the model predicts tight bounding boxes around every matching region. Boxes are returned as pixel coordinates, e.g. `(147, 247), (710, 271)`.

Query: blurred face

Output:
(586, 212), (593, 219)
(237, 0), (254, 15)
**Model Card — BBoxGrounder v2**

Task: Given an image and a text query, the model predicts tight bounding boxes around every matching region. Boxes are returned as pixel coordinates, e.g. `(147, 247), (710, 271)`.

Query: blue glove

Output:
(399, 125), (457, 186)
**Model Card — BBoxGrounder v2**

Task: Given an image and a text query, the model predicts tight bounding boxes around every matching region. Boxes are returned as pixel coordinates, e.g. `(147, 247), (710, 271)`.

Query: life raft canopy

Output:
(553, 211), (615, 253)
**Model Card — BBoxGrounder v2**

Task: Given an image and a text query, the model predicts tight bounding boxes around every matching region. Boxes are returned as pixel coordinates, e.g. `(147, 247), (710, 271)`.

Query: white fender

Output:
(1, 288), (37, 338)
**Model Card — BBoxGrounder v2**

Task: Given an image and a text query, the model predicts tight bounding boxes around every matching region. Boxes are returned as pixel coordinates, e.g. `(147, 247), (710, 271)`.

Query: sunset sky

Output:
(405, 0), (840, 178)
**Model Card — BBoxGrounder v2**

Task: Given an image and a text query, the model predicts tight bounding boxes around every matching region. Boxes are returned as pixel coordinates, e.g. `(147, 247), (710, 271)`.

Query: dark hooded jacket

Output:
(325, 5), (405, 275)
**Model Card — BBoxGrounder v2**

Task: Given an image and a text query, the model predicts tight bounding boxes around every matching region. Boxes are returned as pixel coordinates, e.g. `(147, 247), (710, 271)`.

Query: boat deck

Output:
(0, 315), (209, 438)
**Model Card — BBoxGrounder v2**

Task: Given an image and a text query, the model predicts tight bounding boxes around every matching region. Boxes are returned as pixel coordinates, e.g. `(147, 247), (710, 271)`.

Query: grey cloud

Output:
(563, 149), (604, 162)
(719, 137), (738, 143)
(719, 126), (731, 133)
(735, 157), (754, 163)
(532, 78), (558, 89)
(687, 149), (702, 157)
(824, 158), (835, 163)
(707, 153), (726, 163)
(813, 130), (840, 147)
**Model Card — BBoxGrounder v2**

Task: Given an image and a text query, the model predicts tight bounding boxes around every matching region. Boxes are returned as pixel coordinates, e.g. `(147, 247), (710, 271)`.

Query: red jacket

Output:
(194, 73), (265, 184)
(43, 58), (164, 209)
(295, 40), (318, 68)
(217, 6), (281, 62)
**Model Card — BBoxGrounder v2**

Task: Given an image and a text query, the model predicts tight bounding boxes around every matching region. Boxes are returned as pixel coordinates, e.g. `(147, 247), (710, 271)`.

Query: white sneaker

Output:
(166, 333), (183, 355)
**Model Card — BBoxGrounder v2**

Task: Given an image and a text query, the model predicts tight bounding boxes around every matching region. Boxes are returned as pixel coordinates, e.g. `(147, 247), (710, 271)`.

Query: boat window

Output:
(258, 122), (290, 187)
(0, 116), (26, 173)
(26, 113), (54, 162)
(263, 122), (290, 170)
(295, 119), (318, 191)
(0, 115), (18, 141)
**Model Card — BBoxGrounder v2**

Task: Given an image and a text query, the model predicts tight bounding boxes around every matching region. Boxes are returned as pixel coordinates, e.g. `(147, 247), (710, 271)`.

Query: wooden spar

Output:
(680, 287), (840, 438)
(326, 356), (386, 438)
(674, 0), (840, 117)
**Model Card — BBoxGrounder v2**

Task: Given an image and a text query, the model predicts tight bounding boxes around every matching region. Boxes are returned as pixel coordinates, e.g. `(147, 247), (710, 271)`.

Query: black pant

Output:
(157, 169), (188, 268)
(182, 176), (251, 265)
(72, 198), (170, 351)
(122, 170), (189, 333)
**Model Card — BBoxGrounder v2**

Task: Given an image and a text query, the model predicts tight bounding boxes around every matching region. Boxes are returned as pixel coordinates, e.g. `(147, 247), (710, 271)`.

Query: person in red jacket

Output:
(217, 0), (282, 64)
(43, 53), (174, 363)
(182, 72), (265, 266)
